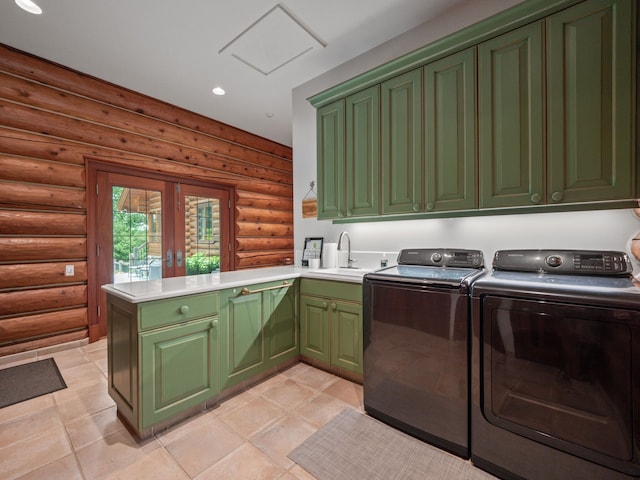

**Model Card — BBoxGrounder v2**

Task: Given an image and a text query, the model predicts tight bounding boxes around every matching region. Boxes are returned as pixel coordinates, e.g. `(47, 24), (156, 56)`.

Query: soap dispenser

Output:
(380, 252), (388, 268)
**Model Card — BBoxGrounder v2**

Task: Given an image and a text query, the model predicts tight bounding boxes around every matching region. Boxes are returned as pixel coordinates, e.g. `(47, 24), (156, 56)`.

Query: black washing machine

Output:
(471, 249), (640, 479)
(363, 248), (485, 458)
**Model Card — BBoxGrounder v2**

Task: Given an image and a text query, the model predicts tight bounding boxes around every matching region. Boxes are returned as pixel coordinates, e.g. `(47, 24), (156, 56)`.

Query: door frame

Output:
(86, 159), (235, 341)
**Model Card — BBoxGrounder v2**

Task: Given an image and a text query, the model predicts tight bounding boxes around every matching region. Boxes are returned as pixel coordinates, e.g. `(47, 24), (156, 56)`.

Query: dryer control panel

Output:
(493, 249), (632, 276)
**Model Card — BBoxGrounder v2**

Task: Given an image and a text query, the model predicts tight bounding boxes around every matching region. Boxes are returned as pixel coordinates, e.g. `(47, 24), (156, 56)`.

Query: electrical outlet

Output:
(65, 265), (74, 276)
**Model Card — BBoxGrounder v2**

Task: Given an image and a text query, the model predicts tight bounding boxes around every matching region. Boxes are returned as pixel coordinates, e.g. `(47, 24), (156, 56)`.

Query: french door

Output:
(89, 166), (232, 340)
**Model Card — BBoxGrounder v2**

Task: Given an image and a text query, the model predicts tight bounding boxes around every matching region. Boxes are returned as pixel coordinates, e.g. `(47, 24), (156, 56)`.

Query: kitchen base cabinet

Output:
(219, 279), (298, 390)
(300, 279), (363, 377)
(107, 291), (219, 438)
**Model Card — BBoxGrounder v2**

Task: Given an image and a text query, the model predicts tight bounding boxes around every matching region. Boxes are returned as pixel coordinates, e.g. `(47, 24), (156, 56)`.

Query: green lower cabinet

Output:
(299, 279), (363, 375)
(140, 316), (218, 429)
(106, 292), (219, 437)
(220, 279), (298, 389)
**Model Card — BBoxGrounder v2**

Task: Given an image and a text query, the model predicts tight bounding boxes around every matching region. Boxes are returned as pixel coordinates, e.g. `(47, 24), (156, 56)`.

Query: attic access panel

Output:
(219, 4), (325, 75)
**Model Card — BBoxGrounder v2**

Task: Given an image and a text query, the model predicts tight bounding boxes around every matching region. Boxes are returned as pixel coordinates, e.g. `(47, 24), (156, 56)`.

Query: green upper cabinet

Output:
(424, 47), (477, 212)
(310, 0), (636, 220)
(381, 69), (423, 214)
(478, 21), (545, 208)
(317, 101), (345, 219)
(345, 85), (380, 218)
(547, 0), (634, 203)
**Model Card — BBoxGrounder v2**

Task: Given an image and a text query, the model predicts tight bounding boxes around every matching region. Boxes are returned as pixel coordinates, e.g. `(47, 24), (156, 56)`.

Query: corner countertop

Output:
(102, 266), (374, 303)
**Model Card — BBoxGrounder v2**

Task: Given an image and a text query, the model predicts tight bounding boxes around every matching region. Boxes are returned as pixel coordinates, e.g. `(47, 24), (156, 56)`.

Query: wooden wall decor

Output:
(0, 44), (293, 355)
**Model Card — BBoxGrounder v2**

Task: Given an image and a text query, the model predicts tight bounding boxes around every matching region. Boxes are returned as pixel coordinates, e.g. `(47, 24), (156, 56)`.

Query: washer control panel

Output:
(494, 249), (632, 276)
(397, 248), (484, 268)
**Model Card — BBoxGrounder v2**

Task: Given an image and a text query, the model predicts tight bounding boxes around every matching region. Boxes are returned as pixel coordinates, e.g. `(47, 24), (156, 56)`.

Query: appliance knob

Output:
(546, 255), (563, 267)
(431, 252), (443, 263)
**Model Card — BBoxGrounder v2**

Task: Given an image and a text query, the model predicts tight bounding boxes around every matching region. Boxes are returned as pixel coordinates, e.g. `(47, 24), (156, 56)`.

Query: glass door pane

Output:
(184, 195), (221, 275)
(112, 186), (163, 283)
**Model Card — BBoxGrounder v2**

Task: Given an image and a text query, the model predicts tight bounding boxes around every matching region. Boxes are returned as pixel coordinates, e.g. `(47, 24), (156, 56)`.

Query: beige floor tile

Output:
(0, 425), (72, 479)
(249, 373), (288, 395)
(195, 442), (286, 480)
(55, 382), (115, 423)
(16, 453), (83, 480)
(156, 410), (218, 446)
(321, 378), (364, 410)
(221, 396), (286, 437)
(260, 379), (316, 410)
(212, 389), (257, 417)
(106, 447), (190, 480)
(57, 361), (105, 387)
(290, 367), (337, 391)
(165, 416), (245, 478)
(86, 348), (109, 374)
(0, 394), (54, 424)
(65, 405), (125, 449)
(83, 338), (108, 354)
(251, 415), (316, 469)
(280, 362), (312, 378)
(293, 393), (350, 429)
(0, 406), (63, 449)
(75, 429), (160, 480)
(47, 348), (90, 369)
(288, 465), (318, 480)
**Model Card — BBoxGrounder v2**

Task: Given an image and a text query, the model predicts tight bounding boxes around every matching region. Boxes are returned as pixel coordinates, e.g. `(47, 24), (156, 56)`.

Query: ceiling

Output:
(0, 0), (470, 147)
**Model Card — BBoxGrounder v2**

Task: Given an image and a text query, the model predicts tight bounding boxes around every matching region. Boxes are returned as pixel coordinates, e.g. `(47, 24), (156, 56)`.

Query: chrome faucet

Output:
(337, 231), (357, 268)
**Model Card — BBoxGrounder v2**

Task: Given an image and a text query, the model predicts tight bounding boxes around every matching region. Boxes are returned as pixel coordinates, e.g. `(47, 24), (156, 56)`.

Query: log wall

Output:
(0, 44), (293, 355)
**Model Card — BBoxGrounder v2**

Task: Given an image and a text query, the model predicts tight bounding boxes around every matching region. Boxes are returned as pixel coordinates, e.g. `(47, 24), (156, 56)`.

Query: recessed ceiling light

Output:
(212, 87), (226, 96)
(15, 0), (42, 14)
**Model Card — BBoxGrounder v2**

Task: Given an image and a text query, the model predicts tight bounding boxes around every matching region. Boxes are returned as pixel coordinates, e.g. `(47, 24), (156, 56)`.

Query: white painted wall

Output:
(292, 0), (640, 273)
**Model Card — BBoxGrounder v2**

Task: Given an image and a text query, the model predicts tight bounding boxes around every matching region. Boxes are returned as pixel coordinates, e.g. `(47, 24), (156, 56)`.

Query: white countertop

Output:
(102, 266), (373, 303)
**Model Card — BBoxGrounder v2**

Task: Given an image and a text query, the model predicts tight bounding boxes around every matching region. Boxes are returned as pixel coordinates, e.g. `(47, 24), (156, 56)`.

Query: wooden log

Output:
(0, 262), (87, 289)
(0, 179), (85, 209)
(0, 72), (292, 173)
(0, 237), (86, 262)
(235, 238), (294, 251)
(0, 45), (292, 160)
(0, 330), (87, 356)
(0, 102), (291, 185)
(235, 206), (294, 224)
(236, 190), (293, 210)
(235, 222), (293, 237)
(0, 154), (85, 187)
(0, 129), (293, 197)
(0, 308), (87, 343)
(235, 251), (295, 268)
(0, 285), (86, 317)
(0, 210), (86, 235)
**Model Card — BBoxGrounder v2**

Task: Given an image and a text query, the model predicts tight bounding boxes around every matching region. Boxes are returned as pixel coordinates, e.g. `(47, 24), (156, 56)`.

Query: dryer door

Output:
(480, 296), (640, 475)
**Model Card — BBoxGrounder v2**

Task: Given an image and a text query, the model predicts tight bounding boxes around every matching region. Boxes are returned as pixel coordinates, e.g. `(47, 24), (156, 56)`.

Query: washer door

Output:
(480, 296), (640, 475)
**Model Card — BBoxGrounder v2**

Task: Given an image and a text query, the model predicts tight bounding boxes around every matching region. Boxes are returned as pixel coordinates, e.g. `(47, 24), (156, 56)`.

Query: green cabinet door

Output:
(346, 85), (380, 217)
(424, 47), (477, 212)
(299, 295), (330, 364)
(140, 316), (218, 428)
(381, 69), (423, 214)
(224, 289), (265, 382)
(478, 21), (544, 208)
(265, 281), (298, 362)
(330, 300), (363, 374)
(547, 0), (634, 203)
(317, 100), (345, 219)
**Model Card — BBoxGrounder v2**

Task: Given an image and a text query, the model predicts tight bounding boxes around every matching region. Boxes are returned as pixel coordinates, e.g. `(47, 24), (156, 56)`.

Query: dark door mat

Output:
(0, 358), (67, 408)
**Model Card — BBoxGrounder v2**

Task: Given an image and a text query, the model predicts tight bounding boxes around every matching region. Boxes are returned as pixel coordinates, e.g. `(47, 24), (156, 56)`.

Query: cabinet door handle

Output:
(322, 301), (328, 309)
(211, 319), (218, 328)
(331, 303), (337, 311)
(530, 193), (542, 204)
(179, 305), (189, 314)
(412, 203), (420, 212)
(240, 281), (292, 295)
(551, 191), (564, 202)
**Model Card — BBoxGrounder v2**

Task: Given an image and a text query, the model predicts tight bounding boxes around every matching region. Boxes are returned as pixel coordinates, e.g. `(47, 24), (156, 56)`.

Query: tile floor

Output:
(0, 340), (490, 480)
